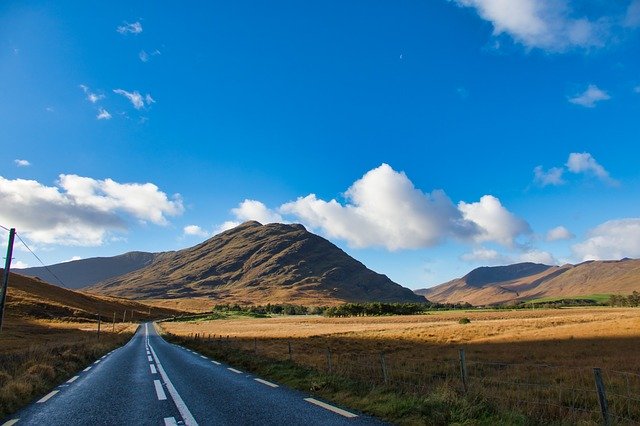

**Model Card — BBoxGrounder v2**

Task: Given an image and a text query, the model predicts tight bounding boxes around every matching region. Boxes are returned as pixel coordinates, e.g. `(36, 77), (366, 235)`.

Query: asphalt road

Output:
(3, 323), (385, 426)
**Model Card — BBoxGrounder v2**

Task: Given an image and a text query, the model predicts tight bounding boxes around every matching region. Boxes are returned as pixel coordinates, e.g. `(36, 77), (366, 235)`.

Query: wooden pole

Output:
(380, 352), (388, 385)
(0, 228), (16, 333)
(112, 312), (116, 333)
(97, 313), (101, 339)
(459, 348), (468, 394)
(593, 368), (610, 425)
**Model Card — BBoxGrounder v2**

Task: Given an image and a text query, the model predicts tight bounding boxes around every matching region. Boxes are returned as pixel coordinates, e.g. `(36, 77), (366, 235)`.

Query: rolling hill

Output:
(417, 259), (640, 306)
(88, 221), (424, 305)
(16, 251), (160, 289)
(2, 270), (183, 322)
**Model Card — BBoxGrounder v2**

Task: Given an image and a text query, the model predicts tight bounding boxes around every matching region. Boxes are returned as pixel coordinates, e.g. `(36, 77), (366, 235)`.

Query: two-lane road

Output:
(3, 323), (384, 425)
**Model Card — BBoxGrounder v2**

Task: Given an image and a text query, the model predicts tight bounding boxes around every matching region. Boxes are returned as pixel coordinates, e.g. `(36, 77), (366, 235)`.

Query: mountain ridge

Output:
(416, 259), (640, 305)
(88, 221), (424, 304)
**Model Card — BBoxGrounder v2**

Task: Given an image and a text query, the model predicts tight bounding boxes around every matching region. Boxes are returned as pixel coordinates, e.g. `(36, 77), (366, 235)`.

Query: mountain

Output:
(417, 259), (640, 306)
(2, 270), (183, 322)
(17, 251), (160, 289)
(88, 221), (424, 304)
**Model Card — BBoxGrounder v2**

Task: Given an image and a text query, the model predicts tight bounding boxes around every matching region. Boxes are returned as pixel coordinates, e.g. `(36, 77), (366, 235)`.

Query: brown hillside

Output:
(417, 259), (640, 305)
(2, 270), (183, 322)
(88, 221), (424, 304)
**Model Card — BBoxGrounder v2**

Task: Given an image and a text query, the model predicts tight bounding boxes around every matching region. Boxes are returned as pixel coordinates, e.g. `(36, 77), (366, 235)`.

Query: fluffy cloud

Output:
(566, 152), (617, 184)
(139, 49), (161, 63)
(546, 225), (574, 241)
(218, 165), (530, 251)
(573, 218), (640, 261)
(461, 247), (505, 263)
(458, 195), (531, 247)
(117, 21), (143, 34)
(97, 108), (112, 120)
(453, 0), (608, 51)
(533, 165), (564, 186)
(216, 200), (284, 233)
(0, 175), (183, 246)
(79, 85), (104, 104)
(183, 225), (210, 238)
(568, 85), (611, 107)
(14, 159), (31, 167)
(625, 0), (640, 27)
(281, 164), (480, 250)
(113, 89), (154, 110)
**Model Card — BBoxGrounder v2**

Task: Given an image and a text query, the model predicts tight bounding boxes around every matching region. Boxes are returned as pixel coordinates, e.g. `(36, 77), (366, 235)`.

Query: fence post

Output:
(288, 341), (292, 361)
(593, 368), (610, 425)
(459, 348), (468, 394)
(326, 348), (333, 374)
(97, 314), (101, 339)
(112, 312), (116, 333)
(380, 352), (388, 385)
(254, 337), (257, 353)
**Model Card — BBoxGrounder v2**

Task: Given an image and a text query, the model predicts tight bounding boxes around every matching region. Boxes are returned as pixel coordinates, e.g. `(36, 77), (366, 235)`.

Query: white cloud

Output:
(79, 85), (105, 104)
(458, 195), (531, 247)
(546, 225), (574, 241)
(533, 165), (564, 186)
(453, 0), (608, 51)
(139, 49), (161, 63)
(625, 0), (640, 27)
(64, 256), (82, 263)
(183, 225), (210, 238)
(281, 164), (480, 250)
(573, 218), (640, 261)
(213, 200), (284, 234)
(113, 89), (154, 110)
(97, 108), (112, 120)
(12, 260), (29, 269)
(117, 21), (143, 35)
(568, 84), (611, 107)
(566, 152), (617, 184)
(0, 175), (183, 246)
(461, 247), (505, 263)
(634, 85), (640, 93)
(14, 159), (31, 167)
(461, 246), (556, 265)
(518, 249), (556, 265)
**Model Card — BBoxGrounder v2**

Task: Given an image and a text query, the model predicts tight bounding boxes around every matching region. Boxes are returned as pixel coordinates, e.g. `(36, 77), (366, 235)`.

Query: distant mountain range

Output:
(416, 259), (640, 305)
(17, 251), (160, 289)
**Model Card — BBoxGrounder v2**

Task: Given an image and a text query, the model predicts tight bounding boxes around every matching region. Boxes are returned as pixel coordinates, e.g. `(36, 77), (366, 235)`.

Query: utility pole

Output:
(0, 228), (16, 333)
(122, 310), (126, 323)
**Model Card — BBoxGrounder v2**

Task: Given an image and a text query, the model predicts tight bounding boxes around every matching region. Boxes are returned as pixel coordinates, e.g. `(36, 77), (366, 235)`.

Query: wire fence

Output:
(183, 332), (640, 424)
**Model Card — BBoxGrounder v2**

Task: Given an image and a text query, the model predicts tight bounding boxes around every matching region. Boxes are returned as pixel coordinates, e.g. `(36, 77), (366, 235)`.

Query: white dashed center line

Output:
(163, 417), (178, 426)
(37, 390), (59, 403)
(304, 398), (358, 418)
(2, 419), (19, 426)
(66, 376), (79, 384)
(227, 368), (242, 374)
(254, 378), (278, 388)
(154, 380), (167, 400)
(83, 366), (91, 372)
(211, 360), (221, 365)
(147, 356), (153, 362)
(200, 355), (207, 359)
(150, 364), (157, 374)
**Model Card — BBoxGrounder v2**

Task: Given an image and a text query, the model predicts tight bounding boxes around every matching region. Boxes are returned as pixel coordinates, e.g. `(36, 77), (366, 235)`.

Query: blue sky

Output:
(1, 0), (640, 289)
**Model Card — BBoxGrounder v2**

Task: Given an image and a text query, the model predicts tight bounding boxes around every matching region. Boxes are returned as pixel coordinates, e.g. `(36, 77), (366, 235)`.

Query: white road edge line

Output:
(148, 337), (198, 425)
(227, 368), (242, 374)
(83, 366), (91, 372)
(211, 360), (221, 365)
(37, 390), (59, 403)
(148, 356), (153, 362)
(254, 378), (278, 388)
(150, 364), (157, 374)
(304, 398), (358, 418)
(163, 417), (178, 426)
(200, 355), (207, 359)
(2, 419), (19, 426)
(66, 376), (79, 384)
(154, 379), (167, 400)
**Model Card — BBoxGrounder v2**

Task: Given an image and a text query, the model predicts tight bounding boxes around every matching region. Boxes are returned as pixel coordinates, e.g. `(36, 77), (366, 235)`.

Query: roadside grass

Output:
(0, 322), (134, 420)
(161, 331), (527, 425)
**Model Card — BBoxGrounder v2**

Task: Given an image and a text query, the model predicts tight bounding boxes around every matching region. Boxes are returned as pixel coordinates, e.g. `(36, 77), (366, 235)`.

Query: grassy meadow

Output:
(160, 307), (640, 424)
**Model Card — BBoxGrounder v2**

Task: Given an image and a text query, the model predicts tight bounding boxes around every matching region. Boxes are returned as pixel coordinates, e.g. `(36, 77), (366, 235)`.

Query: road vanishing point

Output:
(3, 323), (384, 425)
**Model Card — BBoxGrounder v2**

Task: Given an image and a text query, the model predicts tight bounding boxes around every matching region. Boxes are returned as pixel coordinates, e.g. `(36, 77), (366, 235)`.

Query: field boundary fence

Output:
(183, 332), (640, 424)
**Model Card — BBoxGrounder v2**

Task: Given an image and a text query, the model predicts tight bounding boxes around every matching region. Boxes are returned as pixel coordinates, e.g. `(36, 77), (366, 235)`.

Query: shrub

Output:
(459, 317), (471, 324)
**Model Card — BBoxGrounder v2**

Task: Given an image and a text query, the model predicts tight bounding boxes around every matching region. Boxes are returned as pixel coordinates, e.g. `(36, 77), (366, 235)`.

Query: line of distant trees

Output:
(323, 302), (473, 317)
(212, 303), (323, 315)
(609, 292), (640, 307)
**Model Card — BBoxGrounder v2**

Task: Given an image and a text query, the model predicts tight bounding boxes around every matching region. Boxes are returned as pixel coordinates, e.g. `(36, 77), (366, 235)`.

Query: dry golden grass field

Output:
(160, 307), (640, 369)
(161, 307), (640, 424)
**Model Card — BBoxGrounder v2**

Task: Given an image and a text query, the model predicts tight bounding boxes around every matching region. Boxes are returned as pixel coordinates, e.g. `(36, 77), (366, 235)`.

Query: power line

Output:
(0, 224), (10, 232)
(14, 232), (69, 289)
